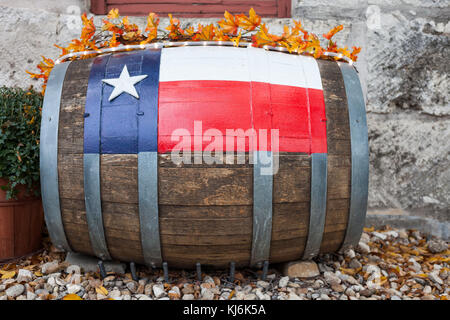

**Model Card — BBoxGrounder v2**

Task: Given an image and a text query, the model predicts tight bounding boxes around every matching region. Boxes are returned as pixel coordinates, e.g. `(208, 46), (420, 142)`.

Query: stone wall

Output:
(0, 0), (448, 223)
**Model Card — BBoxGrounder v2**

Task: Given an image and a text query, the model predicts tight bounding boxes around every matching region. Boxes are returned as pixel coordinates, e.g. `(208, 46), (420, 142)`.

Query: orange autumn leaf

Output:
(213, 28), (230, 41)
(336, 46), (351, 60)
(281, 25), (299, 42)
(323, 24), (343, 40)
(237, 8), (261, 31)
(166, 14), (184, 40)
(218, 11), (240, 35)
(184, 26), (195, 37)
(102, 19), (124, 35)
(350, 46), (362, 61)
(62, 294), (83, 300)
(305, 33), (323, 59)
(107, 33), (120, 48)
(54, 44), (69, 56)
(81, 13), (95, 41)
(193, 24), (216, 41)
(145, 12), (159, 34)
(252, 24), (281, 47)
(122, 16), (140, 34)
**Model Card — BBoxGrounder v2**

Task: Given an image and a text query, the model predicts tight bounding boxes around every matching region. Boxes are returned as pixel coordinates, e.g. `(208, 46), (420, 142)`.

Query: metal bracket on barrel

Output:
(302, 153), (328, 259)
(250, 151), (273, 267)
(138, 152), (163, 268)
(337, 62), (369, 252)
(84, 153), (111, 261)
(40, 61), (72, 253)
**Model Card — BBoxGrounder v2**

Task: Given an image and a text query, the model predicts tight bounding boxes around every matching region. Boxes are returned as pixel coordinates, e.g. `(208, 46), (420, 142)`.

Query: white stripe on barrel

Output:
(159, 46), (322, 90)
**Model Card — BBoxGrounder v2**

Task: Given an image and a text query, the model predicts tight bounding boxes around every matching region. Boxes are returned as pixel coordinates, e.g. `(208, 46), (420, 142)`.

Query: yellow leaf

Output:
(107, 8), (120, 19)
(228, 290), (235, 300)
(340, 267), (360, 276)
(62, 294), (83, 300)
(230, 31), (242, 47)
(0, 270), (16, 279)
(96, 286), (108, 296)
(363, 227), (374, 233)
(34, 271), (43, 277)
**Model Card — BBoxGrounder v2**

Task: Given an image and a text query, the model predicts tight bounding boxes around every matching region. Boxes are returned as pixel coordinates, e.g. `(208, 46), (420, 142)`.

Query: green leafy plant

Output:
(0, 86), (42, 200)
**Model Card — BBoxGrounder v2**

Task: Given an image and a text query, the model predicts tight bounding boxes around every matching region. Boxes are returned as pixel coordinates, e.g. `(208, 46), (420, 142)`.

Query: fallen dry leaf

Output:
(62, 294), (83, 300)
(95, 286), (108, 296)
(0, 270), (16, 279)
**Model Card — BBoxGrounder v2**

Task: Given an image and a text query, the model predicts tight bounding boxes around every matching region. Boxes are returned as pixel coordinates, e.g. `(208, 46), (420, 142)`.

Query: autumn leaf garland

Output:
(27, 8), (361, 94)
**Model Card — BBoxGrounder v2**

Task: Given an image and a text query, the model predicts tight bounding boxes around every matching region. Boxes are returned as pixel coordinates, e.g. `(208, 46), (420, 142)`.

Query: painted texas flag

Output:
(85, 46), (327, 155)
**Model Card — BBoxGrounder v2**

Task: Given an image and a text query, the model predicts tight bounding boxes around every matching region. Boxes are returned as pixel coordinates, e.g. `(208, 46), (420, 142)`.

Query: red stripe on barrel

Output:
(157, 80), (327, 154)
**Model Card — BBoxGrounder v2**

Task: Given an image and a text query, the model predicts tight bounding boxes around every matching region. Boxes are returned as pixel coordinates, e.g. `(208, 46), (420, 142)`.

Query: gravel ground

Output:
(0, 226), (448, 300)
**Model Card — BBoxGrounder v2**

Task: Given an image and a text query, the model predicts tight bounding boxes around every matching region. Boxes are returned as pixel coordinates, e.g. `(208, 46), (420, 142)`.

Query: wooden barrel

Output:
(40, 44), (368, 269)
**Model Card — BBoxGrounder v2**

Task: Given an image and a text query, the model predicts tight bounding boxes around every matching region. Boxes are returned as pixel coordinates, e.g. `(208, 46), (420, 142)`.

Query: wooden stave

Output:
(55, 56), (353, 269)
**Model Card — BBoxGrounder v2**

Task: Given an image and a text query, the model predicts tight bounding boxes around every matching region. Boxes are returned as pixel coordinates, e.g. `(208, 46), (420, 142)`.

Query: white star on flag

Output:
(102, 65), (148, 101)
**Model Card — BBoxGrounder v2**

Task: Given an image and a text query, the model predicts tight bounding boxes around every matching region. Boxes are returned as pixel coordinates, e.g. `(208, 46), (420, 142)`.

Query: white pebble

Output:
(344, 249), (356, 259)
(152, 284), (166, 299)
(66, 265), (81, 275)
(256, 280), (270, 289)
(278, 276), (289, 288)
(428, 271), (443, 285)
(67, 284), (82, 294)
(6, 284), (25, 298)
(357, 242), (371, 254)
(372, 232), (387, 240)
(16, 269), (33, 283)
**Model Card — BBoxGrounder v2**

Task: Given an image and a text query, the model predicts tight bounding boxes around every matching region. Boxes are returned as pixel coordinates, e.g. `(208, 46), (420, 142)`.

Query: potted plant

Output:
(0, 86), (44, 262)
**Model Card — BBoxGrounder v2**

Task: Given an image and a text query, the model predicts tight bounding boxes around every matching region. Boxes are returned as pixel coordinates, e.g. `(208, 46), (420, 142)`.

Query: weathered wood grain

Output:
(58, 59), (94, 256)
(317, 59), (352, 253)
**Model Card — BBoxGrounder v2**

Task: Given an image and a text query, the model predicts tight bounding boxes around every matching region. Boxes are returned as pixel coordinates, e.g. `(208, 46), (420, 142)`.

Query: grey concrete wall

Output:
(0, 0), (448, 224)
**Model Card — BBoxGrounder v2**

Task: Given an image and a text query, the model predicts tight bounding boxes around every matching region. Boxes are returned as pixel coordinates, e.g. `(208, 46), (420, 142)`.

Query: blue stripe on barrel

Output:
(84, 50), (161, 154)
(84, 54), (110, 154)
(138, 50), (161, 153)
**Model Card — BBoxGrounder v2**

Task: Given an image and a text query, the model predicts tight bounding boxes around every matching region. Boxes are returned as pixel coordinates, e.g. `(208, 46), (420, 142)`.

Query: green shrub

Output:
(0, 86), (43, 200)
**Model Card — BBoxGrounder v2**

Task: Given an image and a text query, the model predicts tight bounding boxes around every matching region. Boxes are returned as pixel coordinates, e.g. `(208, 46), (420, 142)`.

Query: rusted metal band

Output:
(251, 151), (274, 267)
(303, 153), (328, 259)
(338, 62), (369, 251)
(40, 61), (72, 252)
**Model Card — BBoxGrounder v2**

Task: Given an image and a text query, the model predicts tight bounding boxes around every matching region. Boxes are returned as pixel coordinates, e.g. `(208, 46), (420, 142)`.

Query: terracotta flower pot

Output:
(0, 178), (44, 262)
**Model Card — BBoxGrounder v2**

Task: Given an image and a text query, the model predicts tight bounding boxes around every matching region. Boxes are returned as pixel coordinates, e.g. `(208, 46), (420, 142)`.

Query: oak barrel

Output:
(40, 44), (368, 268)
